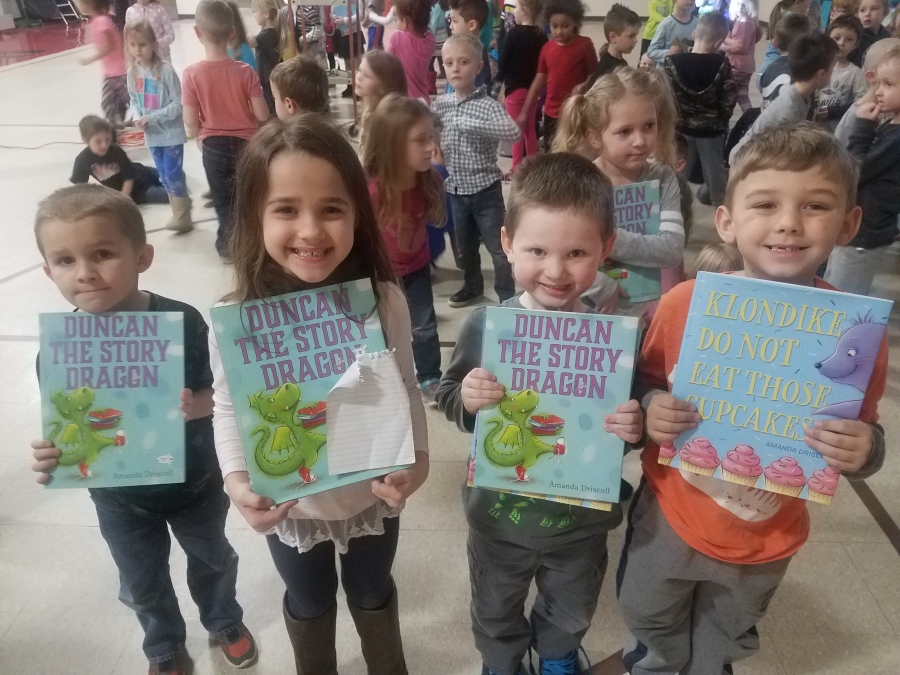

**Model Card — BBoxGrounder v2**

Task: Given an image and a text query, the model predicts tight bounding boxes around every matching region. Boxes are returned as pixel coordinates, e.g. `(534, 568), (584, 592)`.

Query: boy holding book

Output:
(29, 185), (257, 675)
(618, 123), (887, 675)
(436, 153), (643, 675)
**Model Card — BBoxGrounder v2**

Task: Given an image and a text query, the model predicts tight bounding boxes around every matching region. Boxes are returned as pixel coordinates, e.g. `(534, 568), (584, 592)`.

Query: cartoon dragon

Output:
(488, 492), (576, 529)
(250, 383), (327, 485)
(482, 389), (565, 482)
(813, 312), (884, 418)
(47, 387), (125, 478)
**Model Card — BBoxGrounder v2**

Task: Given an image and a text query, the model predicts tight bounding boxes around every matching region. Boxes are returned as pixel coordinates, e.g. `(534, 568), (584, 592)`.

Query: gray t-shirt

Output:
(817, 62), (867, 132)
(730, 85), (810, 165)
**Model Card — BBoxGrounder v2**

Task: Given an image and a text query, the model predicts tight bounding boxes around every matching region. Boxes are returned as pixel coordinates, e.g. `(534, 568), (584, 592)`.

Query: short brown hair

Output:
(449, 0), (489, 29)
(35, 184), (147, 256)
(78, 115), (112, 141)
(604, 3), (640, 41)
(393, 0), (431, 33)
(505, 153), (615, 242)
(694, 11), (729, 43)
(827, 13), (863, 40)
(195, 0), (235, 45)
(726, 121), (858, 209)
(773, 12), (811, 50)
(270, 55), (330, 113)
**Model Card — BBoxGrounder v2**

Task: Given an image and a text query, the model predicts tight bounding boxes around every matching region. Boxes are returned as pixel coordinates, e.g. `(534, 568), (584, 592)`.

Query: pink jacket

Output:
(723, 17), (760, 75)
(387, 29), (436, 104)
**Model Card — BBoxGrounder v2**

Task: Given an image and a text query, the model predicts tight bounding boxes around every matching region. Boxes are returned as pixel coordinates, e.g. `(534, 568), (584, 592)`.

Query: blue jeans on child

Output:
(201, 135), (246, 255)
(149, 145), (188, 197)
(449, 181), (515, 302)
(401, 263), (442, 384)
(93, 487), (243, 664)
(266, 515), (400, 619)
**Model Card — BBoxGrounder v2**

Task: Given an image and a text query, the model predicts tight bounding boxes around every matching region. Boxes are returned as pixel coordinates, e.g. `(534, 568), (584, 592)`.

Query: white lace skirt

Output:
(271, 501), (404, 554)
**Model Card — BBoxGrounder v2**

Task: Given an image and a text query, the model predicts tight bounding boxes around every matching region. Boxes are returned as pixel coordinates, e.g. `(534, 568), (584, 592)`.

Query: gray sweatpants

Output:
(616, 484), (792, 675)
(467, 522), (609, 675)
(824, 244), (893, 296)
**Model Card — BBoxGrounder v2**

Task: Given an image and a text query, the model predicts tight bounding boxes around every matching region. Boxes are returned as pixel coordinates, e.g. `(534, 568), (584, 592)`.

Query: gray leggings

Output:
(616, 483), (791, 675)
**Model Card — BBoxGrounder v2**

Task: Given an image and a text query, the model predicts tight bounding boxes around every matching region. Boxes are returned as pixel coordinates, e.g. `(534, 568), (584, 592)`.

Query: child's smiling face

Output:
(715, 168), (860, 286)
(262, 152), (356, 284)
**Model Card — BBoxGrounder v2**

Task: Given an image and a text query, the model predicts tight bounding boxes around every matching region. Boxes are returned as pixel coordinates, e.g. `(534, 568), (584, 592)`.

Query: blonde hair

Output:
(124, 20), (164, 80)
(553, 67), (677, 168)
(364, 95), (446, 252)
(726, 121), (858, 209)
(251, 0), (293, 54)
(687, 244), (743, 279)
(874, 42), (900, 71)
(731, 0), (759, 19)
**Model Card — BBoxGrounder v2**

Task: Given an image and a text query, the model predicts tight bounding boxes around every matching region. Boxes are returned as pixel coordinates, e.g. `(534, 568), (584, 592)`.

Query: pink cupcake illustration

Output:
(678, 438), (720, 477)
(721, 445), (763, 487)
(658, 443), (677, 466)
(807, 466), (840, 505)
(763, 457), (806, 498)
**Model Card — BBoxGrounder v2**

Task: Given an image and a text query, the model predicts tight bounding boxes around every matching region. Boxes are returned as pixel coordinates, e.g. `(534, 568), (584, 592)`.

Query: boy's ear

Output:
(713, 38), (726, 51)
(675, 157), (687, 173)
(714, 205), (738, 246)
(608, 30), (619, 42)
(500, 226), (514, 260)
(285, 97), (299, 114)
(42, 264), (52, 280)
(137, 244), (154, 273)
(836, 205), (863, 246)
(601, 230), (617, 261)
(468, 19), (479, 33)
(194, 25), (203, 41)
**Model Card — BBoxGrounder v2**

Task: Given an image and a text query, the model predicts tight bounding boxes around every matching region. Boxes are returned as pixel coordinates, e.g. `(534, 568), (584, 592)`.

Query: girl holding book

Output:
(211, 115), (429, 674)
(554, 67), (684, 318)
(365, 94), (446, 402)
(435, 152), (642, 675)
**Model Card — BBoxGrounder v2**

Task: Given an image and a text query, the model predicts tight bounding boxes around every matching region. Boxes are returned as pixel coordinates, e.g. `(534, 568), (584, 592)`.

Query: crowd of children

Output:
(34, 0), (900, 673)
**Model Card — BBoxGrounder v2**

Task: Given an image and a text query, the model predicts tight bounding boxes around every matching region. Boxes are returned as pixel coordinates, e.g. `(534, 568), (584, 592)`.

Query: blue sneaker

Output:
(528, 647), (591, 675)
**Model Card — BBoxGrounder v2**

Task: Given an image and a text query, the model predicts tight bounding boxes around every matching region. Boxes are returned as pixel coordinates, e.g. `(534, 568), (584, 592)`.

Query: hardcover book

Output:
(472, 306), (640, 503)
(600, 179), (661, 304)
(667, 273), (892, 504)
(39, 312), (186, 488)
(210, 279), (413, 504)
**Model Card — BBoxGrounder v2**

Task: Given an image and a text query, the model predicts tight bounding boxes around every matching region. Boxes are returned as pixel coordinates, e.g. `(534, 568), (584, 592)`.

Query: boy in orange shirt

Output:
(618, 122), (888, 675)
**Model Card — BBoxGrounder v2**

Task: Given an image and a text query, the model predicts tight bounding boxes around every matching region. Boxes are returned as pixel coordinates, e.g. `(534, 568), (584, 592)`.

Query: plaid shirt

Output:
(434, 88), (521, 195)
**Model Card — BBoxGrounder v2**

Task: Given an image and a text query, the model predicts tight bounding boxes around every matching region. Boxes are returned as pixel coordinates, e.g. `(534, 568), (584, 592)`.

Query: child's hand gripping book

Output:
(39, 312), (186, 488)
(667, 273), (892, 504)
(210, 279), (415, 503)
(472, 306), (641, 504)
(600, 179), (662, 305)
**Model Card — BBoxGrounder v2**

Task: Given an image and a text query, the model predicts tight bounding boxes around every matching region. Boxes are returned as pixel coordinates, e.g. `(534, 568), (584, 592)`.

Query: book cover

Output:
(472, 306), (640, 503)
(210, 279), (410, 504)
(668, 273), (892, 504)
(601, 179), (661, 304)
(39, 312), (186, 488)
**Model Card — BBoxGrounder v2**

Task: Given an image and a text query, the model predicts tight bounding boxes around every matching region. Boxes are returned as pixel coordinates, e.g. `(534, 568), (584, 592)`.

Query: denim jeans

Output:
(93, 488), (243, 663)
(201, 135), (246, 255)
(824, 244), (892, 296)
(150, 145), (188, 197)
(449, 181), (515, 301)
(685, 134), (728, 207)
(267, 515), (400, 619)
(401, 263), (442, 383)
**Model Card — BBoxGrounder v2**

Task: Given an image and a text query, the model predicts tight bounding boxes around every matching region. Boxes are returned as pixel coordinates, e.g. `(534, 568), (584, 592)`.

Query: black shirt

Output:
(38, 293), (224, 513)
(587, 49), (628, 89)
(256, 27), (282, 86)
(496, 25), (548, 95)
(847, 119), (900, 249)
(71, 145), (135, 192)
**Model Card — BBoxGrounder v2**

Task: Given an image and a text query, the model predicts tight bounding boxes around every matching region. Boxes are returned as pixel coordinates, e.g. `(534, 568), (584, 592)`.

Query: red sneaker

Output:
(213, 623), (258, 669)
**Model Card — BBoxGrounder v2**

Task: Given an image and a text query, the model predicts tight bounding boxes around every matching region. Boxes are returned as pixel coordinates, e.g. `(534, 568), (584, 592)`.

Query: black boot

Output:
(347, 583), (408, 675)
(282, 593), (338, 675)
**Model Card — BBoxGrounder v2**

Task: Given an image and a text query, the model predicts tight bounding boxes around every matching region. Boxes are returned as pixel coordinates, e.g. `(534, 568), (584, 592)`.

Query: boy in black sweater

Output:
(848, 0), (891, 67)
(587, 3), (641, 88)
(664, 11), (736, 207)
(825, 44), (900, 295)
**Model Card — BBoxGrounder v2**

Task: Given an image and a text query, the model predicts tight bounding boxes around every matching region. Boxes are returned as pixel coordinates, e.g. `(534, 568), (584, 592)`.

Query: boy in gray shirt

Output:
(730, 33), (838, 165)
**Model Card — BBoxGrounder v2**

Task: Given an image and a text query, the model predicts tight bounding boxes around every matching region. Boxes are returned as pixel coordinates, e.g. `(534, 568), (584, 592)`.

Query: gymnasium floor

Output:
(1, 16), (900, 675)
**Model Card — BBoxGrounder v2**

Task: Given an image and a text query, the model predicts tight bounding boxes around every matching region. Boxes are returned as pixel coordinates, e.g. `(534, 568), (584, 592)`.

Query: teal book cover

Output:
(601, 179), (661, 304)
(472, 306), (640, 503)
(39, 312), (186, 488)
(669, 273), (892, 505)
(210, 279), (405, 504)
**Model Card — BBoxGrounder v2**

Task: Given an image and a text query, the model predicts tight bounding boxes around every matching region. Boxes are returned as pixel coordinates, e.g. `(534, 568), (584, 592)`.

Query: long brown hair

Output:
(358, 50), (408, 153)
(124, 20), (164, 80)
(228, 115), (395, 302)
(553, 66), (677, 169)
(364, 95), (446, 252)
